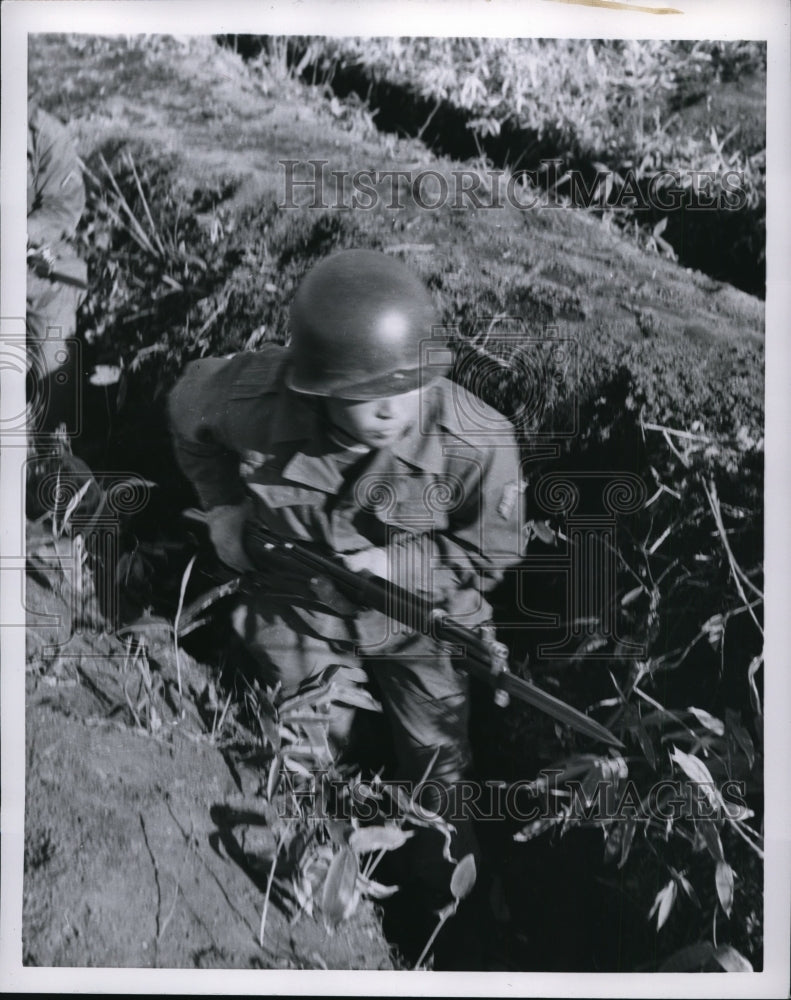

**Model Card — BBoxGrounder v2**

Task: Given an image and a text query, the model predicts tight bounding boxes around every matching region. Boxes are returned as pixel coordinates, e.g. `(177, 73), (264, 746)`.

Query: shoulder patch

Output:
(497, 479), (524, 520)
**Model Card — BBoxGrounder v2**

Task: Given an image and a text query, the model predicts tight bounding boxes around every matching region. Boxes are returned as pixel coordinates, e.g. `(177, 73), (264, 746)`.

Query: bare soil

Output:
(24, 523), (393, 969)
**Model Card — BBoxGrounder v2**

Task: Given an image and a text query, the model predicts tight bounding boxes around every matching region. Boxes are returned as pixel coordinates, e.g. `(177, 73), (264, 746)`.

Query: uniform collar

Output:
(270, 389), (345, 492)
(269, 384), (317, 445)
(273, 380), (455, 491)
(389, 381), (455, 471)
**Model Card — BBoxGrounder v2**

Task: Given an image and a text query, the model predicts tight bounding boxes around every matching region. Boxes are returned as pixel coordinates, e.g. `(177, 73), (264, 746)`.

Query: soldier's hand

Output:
(206, 501), (254, 572)
(27, 245), (56, 278)
(342, 546), (391, 581)
(308, 575), (358, 616)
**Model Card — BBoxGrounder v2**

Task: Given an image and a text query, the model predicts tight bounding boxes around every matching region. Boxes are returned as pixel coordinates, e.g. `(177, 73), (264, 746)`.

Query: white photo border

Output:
(2, 1), (788, 995)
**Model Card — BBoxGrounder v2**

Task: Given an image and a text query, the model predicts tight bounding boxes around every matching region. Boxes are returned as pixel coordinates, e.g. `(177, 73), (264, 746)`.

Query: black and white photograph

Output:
(1, 0), (789, 994)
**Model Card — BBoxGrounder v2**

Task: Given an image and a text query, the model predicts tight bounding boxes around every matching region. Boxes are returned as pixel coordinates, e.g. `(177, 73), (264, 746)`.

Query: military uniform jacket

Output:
(27, 101), (87, 310)
(168, 344), (524, 642)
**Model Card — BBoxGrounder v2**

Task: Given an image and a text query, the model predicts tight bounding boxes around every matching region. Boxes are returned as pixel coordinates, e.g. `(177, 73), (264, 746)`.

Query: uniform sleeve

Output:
(375, 417), (524, 623)
(354, 428), (523, 648)
(408, 432), (523, 608)
(440, 430), (524, 592)
(27, 109), (86, 247)
(167, 358), (249, 510)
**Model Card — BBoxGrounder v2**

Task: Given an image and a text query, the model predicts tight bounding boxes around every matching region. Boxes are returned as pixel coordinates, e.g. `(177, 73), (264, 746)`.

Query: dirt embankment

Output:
(24, 521), (393, 969)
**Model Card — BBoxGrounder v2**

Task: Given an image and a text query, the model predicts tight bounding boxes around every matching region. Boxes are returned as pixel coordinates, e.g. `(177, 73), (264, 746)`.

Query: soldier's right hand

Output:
(206, 501), (254, 572)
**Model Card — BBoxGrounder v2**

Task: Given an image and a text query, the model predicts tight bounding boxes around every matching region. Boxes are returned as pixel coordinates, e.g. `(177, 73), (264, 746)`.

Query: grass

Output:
(241, 36), (765, 296)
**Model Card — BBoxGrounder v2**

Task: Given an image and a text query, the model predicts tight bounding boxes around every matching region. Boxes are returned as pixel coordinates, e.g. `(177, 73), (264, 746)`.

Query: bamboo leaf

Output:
(266, 755), (280, 801)
(532, 519), (556, 545)
(572, 633), (607, 659)
(669, 746), (719, 809)
(89, 364), (122, 386)
(331, 684), (383, 713)
(652, 215), (668, 238)
(747, 654), (763, 715)
(725, 709), (756, 769)
(635, 722), (658, 770)
(696, 820), (724, 862)
(514, 816), (562, 842)
(291, 871), (314, 918)
(715, 860), (734, 918)
(281, 755), (315, 779)
(688, 706), (725, 736)
(701, 613), (724, 649)
(349, 825), (414, 854)
(322, 846), (360, 931)
(713, 943), (753, 972)
(621, 584), (645, 607)
(357, 873), (400, 899)
(277, 682), (337, 715)
(675, 871), (700, 907)
(450, 853), (477, 901)
(648, 879), (677, 931)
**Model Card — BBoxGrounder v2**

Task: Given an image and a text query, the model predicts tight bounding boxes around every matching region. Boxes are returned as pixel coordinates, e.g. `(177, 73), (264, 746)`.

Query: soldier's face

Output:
(327, 387), (423, 448)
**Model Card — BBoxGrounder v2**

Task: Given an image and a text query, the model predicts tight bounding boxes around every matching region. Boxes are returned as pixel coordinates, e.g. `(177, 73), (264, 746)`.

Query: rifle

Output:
(27, 247), (88, 290)
(183, 508), (623, 748)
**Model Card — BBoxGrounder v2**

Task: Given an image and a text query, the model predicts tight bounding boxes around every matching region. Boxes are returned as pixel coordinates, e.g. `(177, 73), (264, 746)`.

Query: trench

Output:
(66, 361), (762, 972)
(51, 39), (764, 968)
(219, 34), (765, 299)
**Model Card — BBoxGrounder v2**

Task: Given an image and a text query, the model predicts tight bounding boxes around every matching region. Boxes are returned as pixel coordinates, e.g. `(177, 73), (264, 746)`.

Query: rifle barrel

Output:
(241, 519), (624, 748)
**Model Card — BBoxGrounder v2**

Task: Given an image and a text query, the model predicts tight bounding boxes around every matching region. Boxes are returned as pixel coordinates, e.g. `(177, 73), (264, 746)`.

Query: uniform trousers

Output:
(231, 594), (480, 896)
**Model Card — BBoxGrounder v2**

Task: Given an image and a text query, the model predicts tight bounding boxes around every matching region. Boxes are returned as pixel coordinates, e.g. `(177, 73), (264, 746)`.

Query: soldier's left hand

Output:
(342, 546), (391, 581)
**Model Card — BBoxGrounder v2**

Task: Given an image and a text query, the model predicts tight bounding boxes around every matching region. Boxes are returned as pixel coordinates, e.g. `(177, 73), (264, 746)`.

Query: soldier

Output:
(167, 249), (524, 931)
(27, 97), (88, 434)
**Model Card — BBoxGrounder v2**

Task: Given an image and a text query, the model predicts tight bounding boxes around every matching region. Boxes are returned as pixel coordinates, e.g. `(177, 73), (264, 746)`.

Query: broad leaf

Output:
(713, 944), (753, 972)
(688, 706), (725, 736)
(266, 755), (280, 801)
(747, 654), (763, 716)
(450, 853), (477, 901)
(357, 873), (400, 899)
(648, 879), (677, 931)
(621, 584), (645, 606)
(331, 684), (383, 713)
(635, 722), (657, 770)
(669, 747), (719, 810)
(514, 815), (562, 842)
(532, 519), (556, 545)
(696, 820), (724, 862)
(715, 860), (734, 918)
(349, 824), (414, 854)
(725, 709), (756, 770)
(322, 846), (360, 931)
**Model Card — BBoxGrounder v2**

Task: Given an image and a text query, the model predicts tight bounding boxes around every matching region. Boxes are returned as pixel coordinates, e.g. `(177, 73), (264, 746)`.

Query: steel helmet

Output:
(285, 249), (444, 399)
